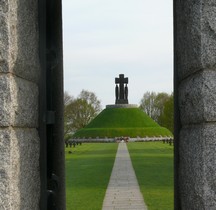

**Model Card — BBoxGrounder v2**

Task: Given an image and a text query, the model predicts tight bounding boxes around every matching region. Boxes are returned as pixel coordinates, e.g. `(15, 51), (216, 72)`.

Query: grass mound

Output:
(73, 108), (172, 138)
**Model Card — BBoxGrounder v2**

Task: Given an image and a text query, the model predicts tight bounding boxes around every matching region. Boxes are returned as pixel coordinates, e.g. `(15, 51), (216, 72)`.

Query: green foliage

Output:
(158, 94), (174, 133)
(64, 90), (102, 139)
(65, 143), (118, 210)
(73, 108), (173, 138)
(79, 90), (101, 114)
(66, 99), (95, 129)
(127, 142), (174, 210)
(64, 133), (73, 142)
(140, 91), (157, 119)
(140, 92), (169, 121)
(140, 91), (173, 133)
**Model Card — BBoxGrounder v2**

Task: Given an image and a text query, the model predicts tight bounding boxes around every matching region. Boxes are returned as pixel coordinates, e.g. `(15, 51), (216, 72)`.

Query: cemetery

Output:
(64, 74), (174, 209)
(72, 74), (173, 143)
(0, 1), (216, 210)
(65, 142), (173, 210)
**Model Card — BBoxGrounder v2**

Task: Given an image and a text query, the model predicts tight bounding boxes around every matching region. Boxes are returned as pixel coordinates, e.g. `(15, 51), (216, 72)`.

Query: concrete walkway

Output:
(102, 142), (148, 210)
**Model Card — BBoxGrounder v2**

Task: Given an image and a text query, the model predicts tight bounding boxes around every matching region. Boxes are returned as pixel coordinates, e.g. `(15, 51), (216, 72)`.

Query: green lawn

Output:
(127, 142), (174, 210)
(65, 143), (118, 210)
(65, 142), (174, 210)
(73, 108), (173, 138)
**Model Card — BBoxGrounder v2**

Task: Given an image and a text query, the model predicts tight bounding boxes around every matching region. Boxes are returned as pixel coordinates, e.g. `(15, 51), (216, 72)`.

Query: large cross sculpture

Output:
(115, 74), (129, 104)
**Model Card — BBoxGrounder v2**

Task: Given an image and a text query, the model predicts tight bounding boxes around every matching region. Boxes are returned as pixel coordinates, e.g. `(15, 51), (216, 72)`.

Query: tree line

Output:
(64, 90), (102, 140)
(64, 90), (173, 140)
(139, 91), (173, 133)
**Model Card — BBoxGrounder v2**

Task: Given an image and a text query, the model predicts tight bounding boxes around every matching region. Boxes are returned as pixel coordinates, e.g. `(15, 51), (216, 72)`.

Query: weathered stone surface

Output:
(0, 128), (11, 210)
(12, 76), (38, 127)
(174, 1), (216, 209)
(0, 74), (12, 126)
(0, 1), (40, 209)
(0, 128), (40, 210)
(201, 5), (216, 69)
(0, 0), (9, 13)
(0, 0), (39, 82)
(0, 1), (9, 72)
(0, 74), (38, 127)
(11, 128), (40, 210)
(175, 1), (216, 80)
(179, 124), (216, 209)
(10, 0), (40, 82)
(179, 70), (216, 125)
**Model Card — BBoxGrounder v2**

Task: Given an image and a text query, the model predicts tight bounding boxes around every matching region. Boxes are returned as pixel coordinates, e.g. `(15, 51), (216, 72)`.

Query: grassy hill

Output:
(73, 107), (173, 138)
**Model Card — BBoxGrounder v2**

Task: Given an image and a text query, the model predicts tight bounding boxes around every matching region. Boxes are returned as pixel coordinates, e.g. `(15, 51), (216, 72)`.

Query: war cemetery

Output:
(65, 74), (174, 210)
(1, 2), (216, 210)
(69, 75), (173, 142)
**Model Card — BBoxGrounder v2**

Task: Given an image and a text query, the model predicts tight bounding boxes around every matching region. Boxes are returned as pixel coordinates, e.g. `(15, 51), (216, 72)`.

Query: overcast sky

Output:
(62, 0), (173, 108)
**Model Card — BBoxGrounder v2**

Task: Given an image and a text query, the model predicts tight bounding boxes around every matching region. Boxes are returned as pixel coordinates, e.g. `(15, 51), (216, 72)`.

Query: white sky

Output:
(62, 0), (173, 108)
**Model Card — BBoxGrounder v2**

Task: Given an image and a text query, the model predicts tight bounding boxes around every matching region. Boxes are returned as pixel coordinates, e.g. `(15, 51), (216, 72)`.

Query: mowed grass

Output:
(73, 108), (172, 138)
(127, 142), (174, 210)
(65, 143), (118, 210)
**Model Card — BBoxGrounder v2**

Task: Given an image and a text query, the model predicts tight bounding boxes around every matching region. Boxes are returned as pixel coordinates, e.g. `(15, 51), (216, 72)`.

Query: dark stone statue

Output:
(115, 84), (119, 100)
(125, 84), (128, 100)
(115, 74), (129, 104)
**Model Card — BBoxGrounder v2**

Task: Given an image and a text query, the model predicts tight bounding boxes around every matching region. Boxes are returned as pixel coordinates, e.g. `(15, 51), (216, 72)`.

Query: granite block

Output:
(0, 3), (9, 73)
(175, 1), (216, 81)
(0, 128), (11, 210)
(0, 128), (40, 210)
(0, 74), (38, 127)
(179, 124), (216, 209)
(12, 76), (39, 127)
(0, 74), (12, 126)
(9, 0), (40, 83)
(0, 0), (40, 82)
(11, 128), (40, 210)
(179, 70), (216, 125)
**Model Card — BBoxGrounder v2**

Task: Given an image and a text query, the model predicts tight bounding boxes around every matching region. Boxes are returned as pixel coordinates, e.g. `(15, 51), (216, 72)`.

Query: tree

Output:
(140, 91), (173, 133)
(64, 91), (74, 138)
(158, 94), (174, 133)
(78, 90), (101, 114)
(64, 91), (73, 106)
(64, 90), (102, 139)
(140, 92), (169, 121)
(140, 92), (157, 120)
(154, 92), (170, 122)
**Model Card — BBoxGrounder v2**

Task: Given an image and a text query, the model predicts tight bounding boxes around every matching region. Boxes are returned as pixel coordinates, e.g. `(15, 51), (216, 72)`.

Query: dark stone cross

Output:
(115, 74), (129, 104)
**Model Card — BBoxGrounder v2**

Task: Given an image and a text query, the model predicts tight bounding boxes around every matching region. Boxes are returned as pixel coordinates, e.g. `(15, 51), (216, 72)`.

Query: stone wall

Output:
(1, 1), (216, 210)
(0, 1), (40, 209)
(175, 1), (216, 209)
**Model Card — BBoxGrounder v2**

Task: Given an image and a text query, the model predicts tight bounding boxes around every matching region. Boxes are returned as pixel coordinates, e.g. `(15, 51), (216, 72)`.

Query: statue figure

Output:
(115, 74), (129, 104)
(125, 84), (128, 100)
(115, 84), (119, 100)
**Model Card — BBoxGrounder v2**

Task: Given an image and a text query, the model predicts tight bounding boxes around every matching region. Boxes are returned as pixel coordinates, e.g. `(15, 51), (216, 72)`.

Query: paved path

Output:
(102, 142), (148, 210)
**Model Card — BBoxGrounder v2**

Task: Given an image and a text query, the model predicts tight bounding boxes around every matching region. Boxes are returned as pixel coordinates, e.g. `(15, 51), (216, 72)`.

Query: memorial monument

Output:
(1, 2), (215, 209)
(72, 74), (173, 141)
(115, 74), (128, 104)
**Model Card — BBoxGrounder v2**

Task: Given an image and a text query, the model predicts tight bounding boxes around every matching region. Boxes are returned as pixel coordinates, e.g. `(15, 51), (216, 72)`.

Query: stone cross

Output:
(115, 74), (128, 104)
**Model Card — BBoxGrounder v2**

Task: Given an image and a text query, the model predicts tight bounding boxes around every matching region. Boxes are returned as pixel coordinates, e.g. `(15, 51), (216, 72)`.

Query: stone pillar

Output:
(0, 1), (40, 209)
(174, 1), (216, 209)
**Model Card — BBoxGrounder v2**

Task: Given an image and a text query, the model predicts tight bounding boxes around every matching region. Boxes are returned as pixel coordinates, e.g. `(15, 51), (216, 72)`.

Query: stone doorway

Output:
(0, 1), (216, 210)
